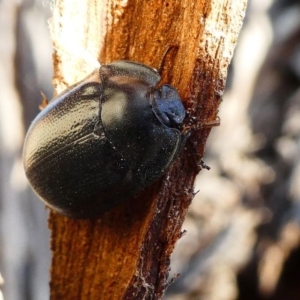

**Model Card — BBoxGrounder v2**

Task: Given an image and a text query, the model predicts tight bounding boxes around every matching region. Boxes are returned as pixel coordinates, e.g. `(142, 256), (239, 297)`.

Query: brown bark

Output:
(48, 0), (247, 299)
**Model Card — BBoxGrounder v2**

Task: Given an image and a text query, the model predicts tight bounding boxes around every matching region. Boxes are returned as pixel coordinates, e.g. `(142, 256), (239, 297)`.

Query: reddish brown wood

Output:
(48, 0), (247, 299)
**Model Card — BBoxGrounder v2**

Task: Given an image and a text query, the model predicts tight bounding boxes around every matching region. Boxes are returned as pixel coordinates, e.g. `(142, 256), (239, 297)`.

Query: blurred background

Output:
(0, 0), (52, 299)
(0, 0), (300, 299)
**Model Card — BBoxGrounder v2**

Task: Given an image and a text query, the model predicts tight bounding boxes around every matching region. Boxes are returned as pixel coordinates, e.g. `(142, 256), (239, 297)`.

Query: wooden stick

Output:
(48, 1), (247, 299)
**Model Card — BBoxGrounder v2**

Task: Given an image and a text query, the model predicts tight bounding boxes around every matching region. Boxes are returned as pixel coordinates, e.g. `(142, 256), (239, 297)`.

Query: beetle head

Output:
(150, 84), (185, 128)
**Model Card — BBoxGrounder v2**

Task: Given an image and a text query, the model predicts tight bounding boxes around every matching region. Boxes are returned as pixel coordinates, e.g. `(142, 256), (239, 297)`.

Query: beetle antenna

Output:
(183, 116), (220, 133)
(157, 45), (179, 75)
(196, 117), (221, 129)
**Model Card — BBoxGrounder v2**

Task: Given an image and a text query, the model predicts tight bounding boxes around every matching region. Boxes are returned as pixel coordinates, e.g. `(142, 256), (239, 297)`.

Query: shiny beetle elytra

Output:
(23, 60), (186, 219)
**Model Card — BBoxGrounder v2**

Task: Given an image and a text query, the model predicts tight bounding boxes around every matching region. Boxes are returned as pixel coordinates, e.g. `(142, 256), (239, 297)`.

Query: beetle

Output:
(23, 59), (186, 219)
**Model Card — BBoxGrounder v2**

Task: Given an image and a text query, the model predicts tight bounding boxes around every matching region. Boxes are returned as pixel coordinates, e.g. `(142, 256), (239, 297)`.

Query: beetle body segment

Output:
(23, 61), (185, 218)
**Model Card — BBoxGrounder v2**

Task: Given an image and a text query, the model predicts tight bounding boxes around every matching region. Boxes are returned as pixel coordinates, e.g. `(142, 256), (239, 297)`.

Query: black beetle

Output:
(23, 60), (186, 218)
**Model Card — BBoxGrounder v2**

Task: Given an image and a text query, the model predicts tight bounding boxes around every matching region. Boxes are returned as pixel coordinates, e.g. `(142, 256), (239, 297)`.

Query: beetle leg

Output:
(39, 91), (49, 110)
(188, 116), (220, 130)
(192, 117), (220, 170)
(191, 152), (211, 172)
(198, 159), (210, 170)
(199, 116), (221, 129)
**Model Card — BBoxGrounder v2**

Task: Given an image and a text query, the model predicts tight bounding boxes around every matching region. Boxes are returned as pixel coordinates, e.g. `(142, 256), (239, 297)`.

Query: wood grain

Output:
(48, 0), (247, 299)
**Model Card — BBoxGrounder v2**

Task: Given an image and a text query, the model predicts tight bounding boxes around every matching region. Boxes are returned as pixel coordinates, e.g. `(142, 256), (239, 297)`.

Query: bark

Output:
(48, 0), (247, 299)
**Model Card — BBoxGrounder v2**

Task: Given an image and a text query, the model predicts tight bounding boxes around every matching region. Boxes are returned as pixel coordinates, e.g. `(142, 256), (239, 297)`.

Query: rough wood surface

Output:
(48, 0), (247, 299)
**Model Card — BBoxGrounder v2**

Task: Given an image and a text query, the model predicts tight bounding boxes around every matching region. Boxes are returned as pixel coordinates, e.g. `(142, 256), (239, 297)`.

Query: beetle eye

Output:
(150, 84), (185, 128)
